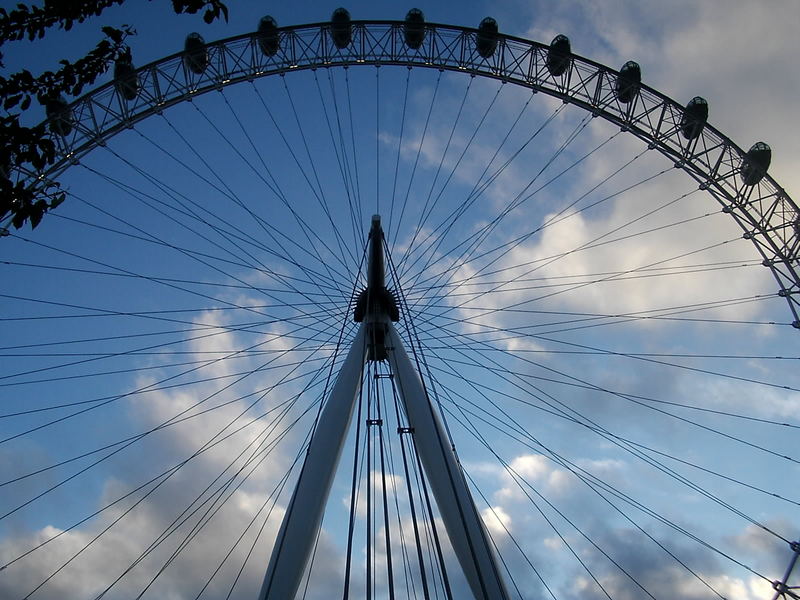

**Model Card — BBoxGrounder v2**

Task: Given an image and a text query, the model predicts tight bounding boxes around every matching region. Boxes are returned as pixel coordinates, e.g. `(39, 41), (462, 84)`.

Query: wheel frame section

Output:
(9, 18), (800, 325)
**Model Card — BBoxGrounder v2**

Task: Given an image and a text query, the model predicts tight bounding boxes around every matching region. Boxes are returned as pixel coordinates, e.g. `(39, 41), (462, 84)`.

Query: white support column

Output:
(386, 324), (511, 600)
(258, 324), (367, 600)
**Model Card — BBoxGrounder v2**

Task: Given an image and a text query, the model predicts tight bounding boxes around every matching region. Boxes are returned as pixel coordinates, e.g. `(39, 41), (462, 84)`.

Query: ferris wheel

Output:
(1, 8), (799, 600)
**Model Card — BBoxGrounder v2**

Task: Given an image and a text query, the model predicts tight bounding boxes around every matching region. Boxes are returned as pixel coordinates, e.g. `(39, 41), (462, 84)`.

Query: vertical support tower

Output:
(258, 216), (510, 600)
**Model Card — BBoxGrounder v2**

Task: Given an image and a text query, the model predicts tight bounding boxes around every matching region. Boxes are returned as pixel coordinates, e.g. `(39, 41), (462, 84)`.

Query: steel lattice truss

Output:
(13, 19), (800, 324)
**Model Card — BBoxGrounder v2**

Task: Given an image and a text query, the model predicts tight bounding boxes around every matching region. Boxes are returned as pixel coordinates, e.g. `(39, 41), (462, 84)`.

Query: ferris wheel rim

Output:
(9, 18), (799, 326)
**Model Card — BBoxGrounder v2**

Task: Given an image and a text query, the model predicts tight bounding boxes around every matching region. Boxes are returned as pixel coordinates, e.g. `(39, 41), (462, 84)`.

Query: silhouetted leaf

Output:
(0, 0), (229, 230)
(12, 209), (26, 229)
(4, 94), (20, 109)
(49, 192), (65, 209)
(30, 207), (44, 228)
(102, 25), (123, 43)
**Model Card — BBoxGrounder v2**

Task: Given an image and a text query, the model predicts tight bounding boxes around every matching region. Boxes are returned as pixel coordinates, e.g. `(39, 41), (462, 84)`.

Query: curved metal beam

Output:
(10, 19), (799, 324)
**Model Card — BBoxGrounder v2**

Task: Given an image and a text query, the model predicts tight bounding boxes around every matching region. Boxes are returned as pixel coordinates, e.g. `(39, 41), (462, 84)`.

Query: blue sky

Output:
(1, 1), (799, 599)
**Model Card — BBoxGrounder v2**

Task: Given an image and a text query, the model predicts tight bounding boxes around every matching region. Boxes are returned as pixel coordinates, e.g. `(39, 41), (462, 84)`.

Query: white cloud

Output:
(0, 303), (326, 599)
(481, 504), (512, 535)
(685, 374), (800, 420)
(509, 454), (550, 480)
(543, 535), (565, 551)
(487, 453), (611, 504)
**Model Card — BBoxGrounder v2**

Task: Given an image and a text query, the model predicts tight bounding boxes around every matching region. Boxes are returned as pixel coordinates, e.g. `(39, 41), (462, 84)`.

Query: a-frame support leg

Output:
(386, 323), (510, 600)
(258, 325), (367, 600)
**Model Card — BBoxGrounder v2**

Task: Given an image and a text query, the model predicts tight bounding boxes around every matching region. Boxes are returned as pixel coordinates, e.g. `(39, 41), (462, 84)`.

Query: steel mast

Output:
(258, 215), (510, 600)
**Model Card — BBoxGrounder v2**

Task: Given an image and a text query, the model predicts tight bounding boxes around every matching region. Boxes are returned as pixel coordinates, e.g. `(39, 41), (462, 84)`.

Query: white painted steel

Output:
(386, 323), (511, 600)
(258, 324), (367, 600)
(258, 319), (509, 599)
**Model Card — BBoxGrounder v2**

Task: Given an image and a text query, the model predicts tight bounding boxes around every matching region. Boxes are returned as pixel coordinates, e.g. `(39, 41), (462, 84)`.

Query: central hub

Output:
(353, 215), (399, 361)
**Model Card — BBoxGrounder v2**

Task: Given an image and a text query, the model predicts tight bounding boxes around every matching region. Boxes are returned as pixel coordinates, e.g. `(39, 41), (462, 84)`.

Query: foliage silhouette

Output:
(0, 0), (229, 230)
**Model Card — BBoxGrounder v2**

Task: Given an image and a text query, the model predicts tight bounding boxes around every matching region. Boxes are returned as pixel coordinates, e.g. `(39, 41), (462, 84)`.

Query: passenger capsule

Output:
(46, 96), (73, 137)
(615, 60), (641, 104)
(114, 56), (139, 101)
(257, 16), (280, 56)
(475, 17), (498, 58)
(740, 142), (771, 186)
(331, 8), (352, 49)
(546, 34), (571, 77)
(184, 32), (208, 75)
(404, 8), (425, 49)
(680, 96), (708, 140)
